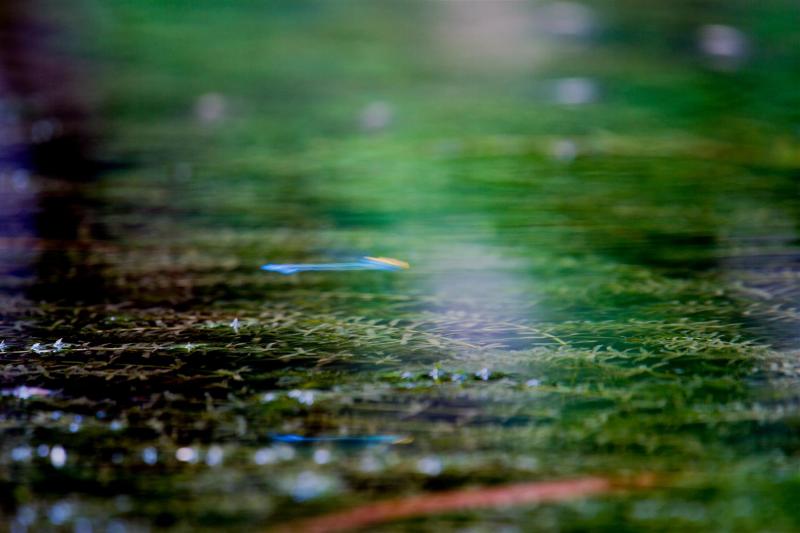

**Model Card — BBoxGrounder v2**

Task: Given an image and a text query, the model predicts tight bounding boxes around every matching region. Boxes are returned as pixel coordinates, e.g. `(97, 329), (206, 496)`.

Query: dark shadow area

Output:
(0, 1), (120, 304)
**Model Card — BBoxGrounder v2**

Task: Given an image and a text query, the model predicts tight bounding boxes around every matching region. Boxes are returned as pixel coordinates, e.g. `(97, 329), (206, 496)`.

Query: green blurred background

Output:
(1, 0), (799, 530)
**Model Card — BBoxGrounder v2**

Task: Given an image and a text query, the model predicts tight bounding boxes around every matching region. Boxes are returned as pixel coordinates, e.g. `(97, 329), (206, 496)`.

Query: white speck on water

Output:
(110, 420), (124, 431)
(428, 367), (441, 381)
(175, 447), (197, 463)
(275, 444), (296, 461)
(551, 139), (578, 162)
(205, 445), (224, 467)
(284, 470), (338, 501)
(475, 368), (491, 381)
(253, 447), (278, 465)
(416, 456), (443, 476)
(358, 454), (382, 473)
(31, 343), (49, 353)
(451, 373), (465, 383)
(11, 446), (32, 462)
(288, 389), (315, 406)
(53, 338), (66, 351)
(516, 456), (539, 470)
(230, 318), (241, 333)
(359, 101), (394, 132)
(37, 444), (49, 457)
(51, 411), (62, 421)
(0, 340), (6, 352)
(69, 421), (81, 433)
(142, 447), (158, 465)
(313, 448), (332, 465)
(50, 445), (67, 468)
(698, 24), (748, 61)
(551, 77), (598, 105)
(184, 343), (195, 352)
(195, 92), (227, 123)
(2, 386), (53, 399)
(16, 505), (36, 526)
(261, 392), (277, 403)
(48, 501), (72, 525)
(526, 378), (542, 388)
(401, 371), (414, 380)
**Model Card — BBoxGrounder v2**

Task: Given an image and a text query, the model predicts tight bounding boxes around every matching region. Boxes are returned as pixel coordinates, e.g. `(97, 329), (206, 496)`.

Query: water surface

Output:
(1, 1), (800, 531)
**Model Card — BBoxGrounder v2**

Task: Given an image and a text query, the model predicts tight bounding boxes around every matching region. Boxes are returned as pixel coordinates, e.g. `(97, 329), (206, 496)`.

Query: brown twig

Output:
(268, 474), (657, 533)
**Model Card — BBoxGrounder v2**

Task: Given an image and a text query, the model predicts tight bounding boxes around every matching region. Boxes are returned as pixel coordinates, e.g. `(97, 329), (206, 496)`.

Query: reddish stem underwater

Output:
(269, 474), (656, 533)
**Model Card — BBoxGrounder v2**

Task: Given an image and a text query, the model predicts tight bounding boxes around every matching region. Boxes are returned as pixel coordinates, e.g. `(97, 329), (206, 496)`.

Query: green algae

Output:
(1, 0), (800, 530)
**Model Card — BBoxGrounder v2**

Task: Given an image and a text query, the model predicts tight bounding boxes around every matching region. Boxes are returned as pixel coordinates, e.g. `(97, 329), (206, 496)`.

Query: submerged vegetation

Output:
(1, 0), (800, 530)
